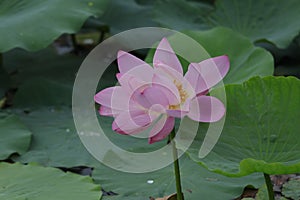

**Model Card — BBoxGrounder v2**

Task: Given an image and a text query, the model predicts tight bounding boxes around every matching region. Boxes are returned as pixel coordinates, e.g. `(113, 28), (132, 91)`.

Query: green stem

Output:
(263, 173), (275, 200)
(170, 129), (184, 200)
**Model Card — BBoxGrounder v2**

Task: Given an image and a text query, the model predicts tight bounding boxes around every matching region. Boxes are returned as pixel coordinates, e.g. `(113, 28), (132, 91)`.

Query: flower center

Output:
(169, 80), (188, 110)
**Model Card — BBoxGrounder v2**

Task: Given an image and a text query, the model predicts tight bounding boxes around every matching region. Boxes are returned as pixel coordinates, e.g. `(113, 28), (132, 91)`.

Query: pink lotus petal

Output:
(166, 104), (189, 118)
(148, 116), (175, 144)
(152, 73), (181, 105)
(154, 62), (183, 82)
(153, 38), (183, 75)
(94, 86), (130, 111)
(117, 51), (154, 85)
(116, 73), (121, 80)
(94, 86), (120, 107)
(117, 72), (150, 93)
(99, 106), (118, 116)
(112, 110), (152, 135)
(148, 104), (166, 121)
(117, 57), (154, 94)
(131, 85), (170, 109)
(197, 90), (209, 96)
(154, 66), (195, 98)
(185, 55), (229, 94)
(119, 63), (154, 82)
(166, 97), (191, 118)
(118, 50), (150, 73)
(166, 109), (189, 118)
(188, 96), (225, 122)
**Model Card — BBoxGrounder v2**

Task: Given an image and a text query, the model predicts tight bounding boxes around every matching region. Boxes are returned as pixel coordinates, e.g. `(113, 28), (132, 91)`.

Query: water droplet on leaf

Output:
(205, 177), (219, 182)
(147, 179), (154, 184)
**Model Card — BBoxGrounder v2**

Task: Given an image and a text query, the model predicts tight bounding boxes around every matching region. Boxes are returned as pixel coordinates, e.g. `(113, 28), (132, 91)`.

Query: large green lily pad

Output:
(11, 107), (96, 167)
(3, 47), (84, 85)
(13, 78), (72, 108)
(0, 0), (107, 52)
(0, 162), (101, 200)
(154, 0), (212, 30)
(188, 76), (300, 176)
(0, 112), (31, 160)
(100, 0), (157, 34)
(154, 0), (300, 48)
(3, 47), (84, 107)
(208, 0), (300, 48)
(146, 27), (274, 84)
(11, 105), (168, 167)
(94, 155), (263, 200)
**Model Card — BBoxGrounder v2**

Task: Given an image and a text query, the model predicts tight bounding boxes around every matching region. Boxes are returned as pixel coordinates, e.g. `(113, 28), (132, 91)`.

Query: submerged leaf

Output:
(282, 179), (300, 200)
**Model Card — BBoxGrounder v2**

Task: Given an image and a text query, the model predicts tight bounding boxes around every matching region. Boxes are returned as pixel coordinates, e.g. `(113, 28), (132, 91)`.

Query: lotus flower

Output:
(95, 38), (229, 144)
